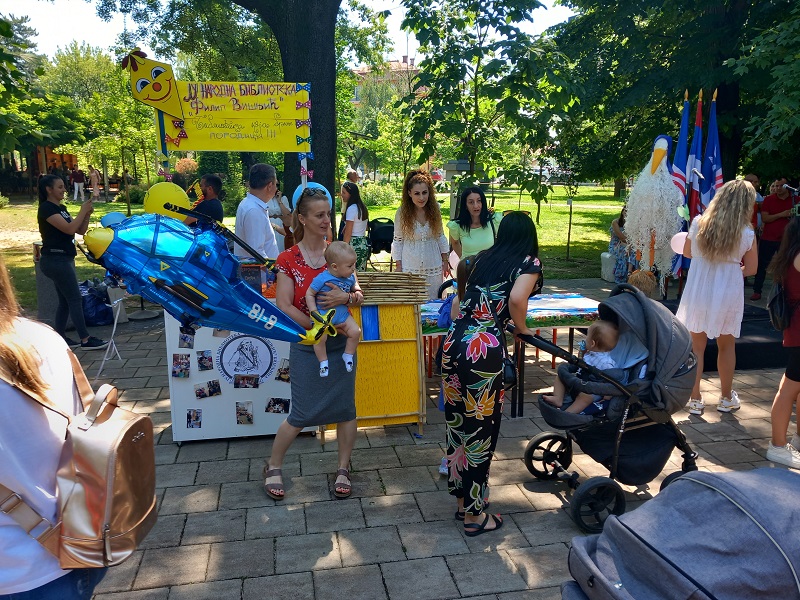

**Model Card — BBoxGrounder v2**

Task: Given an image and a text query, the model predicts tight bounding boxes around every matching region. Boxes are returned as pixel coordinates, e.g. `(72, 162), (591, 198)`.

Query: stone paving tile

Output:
(518, 480), (570, 512)
(133, 398), (172, 414)
(120, 387), (162, 401)
(95, 589), (170, 600)
(486, 459), (534, 486)
(461, 515), (531, 553)
(300, 451), (343, 476)
(394, 445), (447, 467)
(134, 544), (211, 589)
(195, 458), (251, 484)
(275, 532), (341, 573)
(158, 481), (219, 515)
(337, 525), (407, 566)
(507, 544), (572, 589)
(317, 429), (371, 452)
(361, 494), (424, 526)
(364, 426), (416, 447)
(314, 564), (388, 600)
(381, 557), (459, 600)
(207, 538), (275, 580)
(283, 473), (334, 504)
(731, 418), (774, 439)
(499, 418), (540, 439)
(155, 462), (198, 488)
(139, 513), (185, 549)
(168, 579), (243, 600)
(227, 437), (273, 459)
(176, 441), (229, 463)
(242, 572), (314, 600)
(379, 465), (439, 494)
(182, 508), (246, 544)
(494, 437), (533, 461)
(414, 489), (457, 522)
(154, 444), (179, 465)
(219, 480), (276, 510)
(248, 455), (301, 482)
(397, 520), (470, 559)
(511, 509), (581, 546)
(700, 440), (766, 464)
(499, 588), (562, 599)
(446, 551), (528, 596)
(487, 484), (537, 515)
(692, 421), (751, 442)
(329, 469), (386, 499)
(93, 550), (143, 593)
(246, 504), (306, 539)
(305, 497), (365, 533)
(350, 446), (401, 471)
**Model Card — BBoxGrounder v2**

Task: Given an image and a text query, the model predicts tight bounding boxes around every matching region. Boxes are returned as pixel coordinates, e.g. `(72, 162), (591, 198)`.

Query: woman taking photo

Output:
(0, 255), (107, 598)
(392, 169), (450, 298)
(340, 181), (369, 271)
(676, 179), (757, 415)
(264, 187), (364, 500)
(441, 211), (543, 536)
(765, 216), (800, 468)
(37, 175), (107, 350)
(447, 186), (501, 258)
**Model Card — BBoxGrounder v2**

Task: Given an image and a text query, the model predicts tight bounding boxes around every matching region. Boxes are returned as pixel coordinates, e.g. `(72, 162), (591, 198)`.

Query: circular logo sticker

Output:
(215, 334), (278, 384)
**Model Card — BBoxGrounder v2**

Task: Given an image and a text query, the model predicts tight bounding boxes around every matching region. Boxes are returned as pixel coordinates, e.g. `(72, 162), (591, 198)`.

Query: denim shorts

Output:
(0, 568), (107, 600)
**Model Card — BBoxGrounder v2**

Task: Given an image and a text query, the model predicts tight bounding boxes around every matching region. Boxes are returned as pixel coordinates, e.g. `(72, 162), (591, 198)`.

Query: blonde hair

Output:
(398, 169), (444, 238)
(588, 320), (619, 353)
(696, 179), (755, 262)
(324, 240), (357, 264)
(0, 255), (48, 400)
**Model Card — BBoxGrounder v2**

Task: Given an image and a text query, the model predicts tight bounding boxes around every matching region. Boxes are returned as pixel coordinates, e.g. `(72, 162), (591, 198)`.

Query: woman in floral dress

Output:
(441, 212), (543, 536)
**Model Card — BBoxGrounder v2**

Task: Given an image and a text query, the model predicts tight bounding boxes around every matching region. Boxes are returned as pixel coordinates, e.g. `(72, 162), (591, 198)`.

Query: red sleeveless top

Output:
(783, 262), (800, 347)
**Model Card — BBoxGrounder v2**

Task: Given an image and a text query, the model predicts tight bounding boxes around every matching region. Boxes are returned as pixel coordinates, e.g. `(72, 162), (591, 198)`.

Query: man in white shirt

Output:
(234, 163), (280, 260)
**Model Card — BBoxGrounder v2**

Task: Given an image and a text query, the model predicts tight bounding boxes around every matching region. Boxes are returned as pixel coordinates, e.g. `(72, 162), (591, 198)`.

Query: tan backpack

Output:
(0, 350), (157, 568)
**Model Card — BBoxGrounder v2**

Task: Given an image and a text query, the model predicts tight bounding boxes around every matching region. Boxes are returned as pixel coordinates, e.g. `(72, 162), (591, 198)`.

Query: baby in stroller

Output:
(543, 320), (620, 415)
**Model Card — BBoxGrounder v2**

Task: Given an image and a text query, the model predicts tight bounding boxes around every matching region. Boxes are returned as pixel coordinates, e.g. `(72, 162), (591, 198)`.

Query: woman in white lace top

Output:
(391, 170), (450, 298)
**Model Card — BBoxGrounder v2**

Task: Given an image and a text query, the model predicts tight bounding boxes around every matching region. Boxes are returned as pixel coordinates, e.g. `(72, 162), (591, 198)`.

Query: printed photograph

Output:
(186, 409), (202, 429)
(193, 382), (209, 399)
(172, 353), (190, 378)
(275, 357), (290, 383)
(234, 374), (260, 389)
(197, 350), (214, 371)
(178, 332), (195, 349)
(266, 397), (290, 414)
(236, 401), (254, 425)
(213, 328), (230, 338)
(207, 379), (222, 397)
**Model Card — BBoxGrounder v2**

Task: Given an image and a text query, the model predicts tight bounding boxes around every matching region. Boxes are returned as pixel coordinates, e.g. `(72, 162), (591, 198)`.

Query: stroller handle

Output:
(507, 324), (634, 399)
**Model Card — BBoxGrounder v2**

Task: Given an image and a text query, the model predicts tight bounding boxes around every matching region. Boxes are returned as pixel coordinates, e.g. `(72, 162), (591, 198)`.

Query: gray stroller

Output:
(516, 284), (699, 533)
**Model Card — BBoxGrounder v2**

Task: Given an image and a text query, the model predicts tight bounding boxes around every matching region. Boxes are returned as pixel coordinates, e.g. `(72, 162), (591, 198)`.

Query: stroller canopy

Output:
(598, 285), (694, 414)
(563, 468), (800, 599)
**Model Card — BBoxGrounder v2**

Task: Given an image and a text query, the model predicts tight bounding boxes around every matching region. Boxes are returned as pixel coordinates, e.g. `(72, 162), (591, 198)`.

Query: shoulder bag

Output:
(484, 289), (518, 390)
(767, 281), (795, 331)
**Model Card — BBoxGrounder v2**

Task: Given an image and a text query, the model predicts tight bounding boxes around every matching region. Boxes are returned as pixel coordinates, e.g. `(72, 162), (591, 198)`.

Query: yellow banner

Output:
(157, 81), (311, 152)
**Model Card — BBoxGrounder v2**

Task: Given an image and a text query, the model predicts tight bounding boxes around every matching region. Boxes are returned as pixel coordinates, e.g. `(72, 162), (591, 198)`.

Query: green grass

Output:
(1, 185), (622, 313)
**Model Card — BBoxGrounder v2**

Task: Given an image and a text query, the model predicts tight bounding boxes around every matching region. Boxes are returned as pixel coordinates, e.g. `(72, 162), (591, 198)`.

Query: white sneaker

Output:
(438, 457), (449, 476)
(717, 391), (741, 413)
(766, 443), (800, 469)
(791, 433), (800, 452)
(687, 398), (704, 415)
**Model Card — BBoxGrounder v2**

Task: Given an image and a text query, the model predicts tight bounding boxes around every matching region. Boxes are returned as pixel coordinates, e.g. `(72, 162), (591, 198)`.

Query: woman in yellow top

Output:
(447, 187), (502, 257)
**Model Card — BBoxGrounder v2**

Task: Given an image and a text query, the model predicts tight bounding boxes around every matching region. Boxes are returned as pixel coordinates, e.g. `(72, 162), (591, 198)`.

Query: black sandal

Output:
(455, 501), (490, 521)
(463, 513), (503, 537)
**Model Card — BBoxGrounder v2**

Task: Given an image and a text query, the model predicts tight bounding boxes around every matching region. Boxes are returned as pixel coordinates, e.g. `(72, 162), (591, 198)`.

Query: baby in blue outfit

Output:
(306, 241), (362, 376)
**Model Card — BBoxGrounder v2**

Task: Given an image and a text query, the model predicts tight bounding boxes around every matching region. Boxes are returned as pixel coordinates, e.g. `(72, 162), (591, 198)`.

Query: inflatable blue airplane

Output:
(83, 212), (333, 344)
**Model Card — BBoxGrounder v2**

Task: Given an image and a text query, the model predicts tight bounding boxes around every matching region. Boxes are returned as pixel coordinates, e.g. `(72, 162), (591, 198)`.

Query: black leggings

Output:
(39, 254), (89, 340)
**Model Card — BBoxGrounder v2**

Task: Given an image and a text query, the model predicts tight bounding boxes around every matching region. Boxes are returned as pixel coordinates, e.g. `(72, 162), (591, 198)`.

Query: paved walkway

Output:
(79, 279), (791, 600)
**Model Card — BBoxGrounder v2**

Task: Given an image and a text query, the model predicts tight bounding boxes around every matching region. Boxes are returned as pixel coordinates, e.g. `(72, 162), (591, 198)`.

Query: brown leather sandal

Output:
(333, 468), (352, 499)
(263, 466), (285, 500)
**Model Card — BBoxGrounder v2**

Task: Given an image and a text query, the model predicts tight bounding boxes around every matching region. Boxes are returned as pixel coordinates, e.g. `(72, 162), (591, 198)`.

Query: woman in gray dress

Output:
(265, 187), (364, 499)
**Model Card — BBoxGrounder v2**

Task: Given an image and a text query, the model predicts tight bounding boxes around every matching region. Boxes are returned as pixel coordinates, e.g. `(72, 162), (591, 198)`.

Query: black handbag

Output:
(484, 289), (517, 390)
(767, 281), (795, 331)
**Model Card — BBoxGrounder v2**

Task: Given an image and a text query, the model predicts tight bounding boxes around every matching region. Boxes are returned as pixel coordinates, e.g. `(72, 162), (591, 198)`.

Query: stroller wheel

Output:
(570, 476), (626, 534)
(524, 432), (572, 480)
(659, 471), (684, 492)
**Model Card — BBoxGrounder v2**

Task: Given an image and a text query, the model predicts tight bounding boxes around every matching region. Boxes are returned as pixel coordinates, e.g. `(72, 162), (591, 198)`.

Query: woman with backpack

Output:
(0, 255), (107, 599)
(765, 216), (800, 468)
(675, 179), (757, 416)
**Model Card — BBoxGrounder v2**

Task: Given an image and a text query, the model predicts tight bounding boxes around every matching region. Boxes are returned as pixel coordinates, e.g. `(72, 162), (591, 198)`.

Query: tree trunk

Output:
(234, 0), (341, 208)
(613, 177), (625, 198)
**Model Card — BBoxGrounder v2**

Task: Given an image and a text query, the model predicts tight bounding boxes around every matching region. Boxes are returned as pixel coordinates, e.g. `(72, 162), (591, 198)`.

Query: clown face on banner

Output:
(122, 49), (184, 121)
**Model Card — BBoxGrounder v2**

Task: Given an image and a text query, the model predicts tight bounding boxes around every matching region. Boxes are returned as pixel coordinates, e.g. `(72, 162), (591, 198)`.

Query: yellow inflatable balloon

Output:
(143, 182), (190, 219)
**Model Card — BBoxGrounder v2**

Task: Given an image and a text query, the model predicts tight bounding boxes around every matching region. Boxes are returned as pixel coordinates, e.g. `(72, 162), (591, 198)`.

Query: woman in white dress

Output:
(392, 169), (450, 298)
(267, 187), (293, 252)
(676, 179), (757, 415)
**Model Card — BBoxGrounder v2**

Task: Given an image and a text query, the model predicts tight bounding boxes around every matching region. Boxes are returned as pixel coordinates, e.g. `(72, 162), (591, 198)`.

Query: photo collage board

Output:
(165, 313), (305, 442)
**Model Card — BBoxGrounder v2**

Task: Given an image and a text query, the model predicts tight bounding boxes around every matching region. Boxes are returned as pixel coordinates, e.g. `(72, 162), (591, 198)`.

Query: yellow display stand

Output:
(321, 273), (429, 441)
